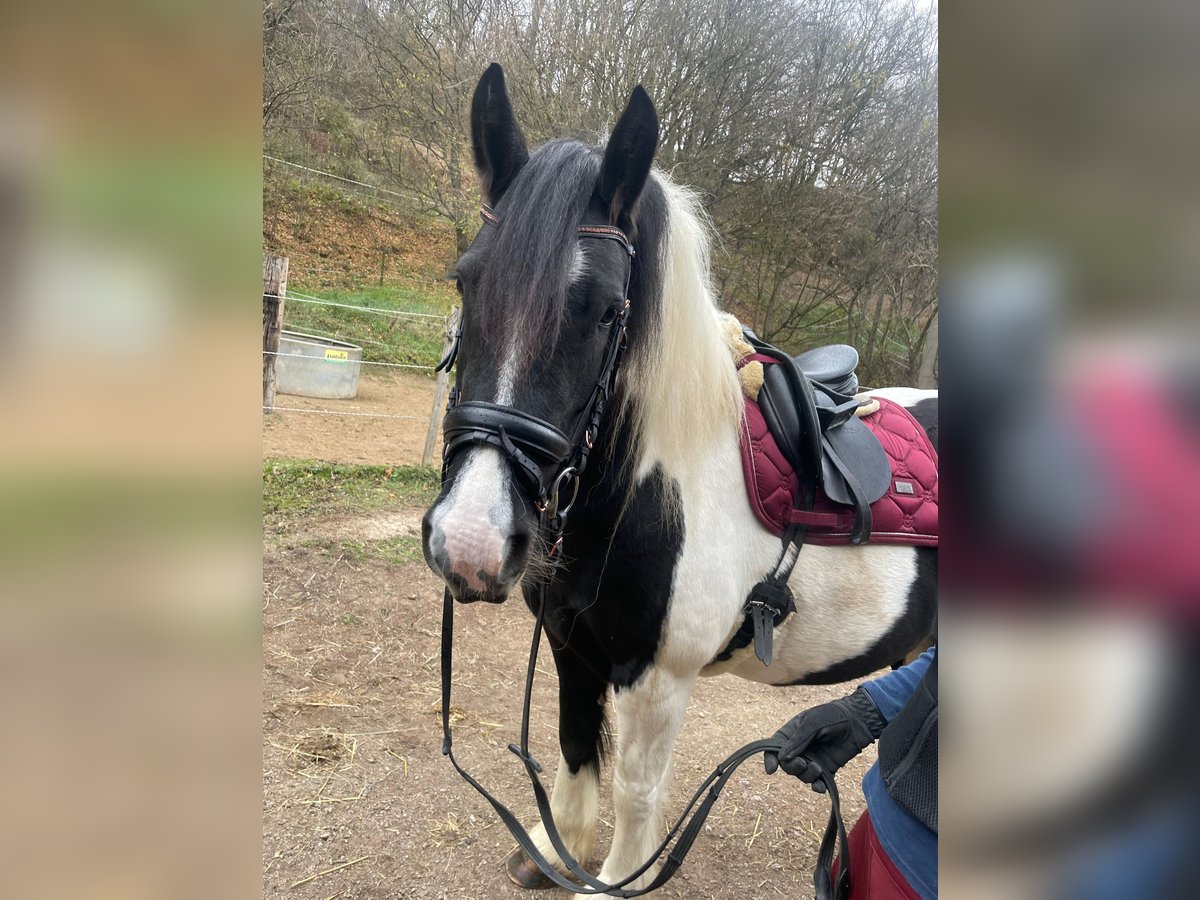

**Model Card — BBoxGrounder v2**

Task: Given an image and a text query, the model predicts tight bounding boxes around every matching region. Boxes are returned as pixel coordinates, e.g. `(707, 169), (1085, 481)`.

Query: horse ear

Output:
(470, 63), (529, 203)
(599, 85), (659, 227)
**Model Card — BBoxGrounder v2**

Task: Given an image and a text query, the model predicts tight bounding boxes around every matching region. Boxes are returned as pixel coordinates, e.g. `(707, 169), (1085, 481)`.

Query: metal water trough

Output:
(276, 331), (364, 400)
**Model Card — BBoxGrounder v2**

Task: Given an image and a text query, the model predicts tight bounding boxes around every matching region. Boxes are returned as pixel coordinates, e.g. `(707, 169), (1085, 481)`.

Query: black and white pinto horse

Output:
(422, 64), (937, 894)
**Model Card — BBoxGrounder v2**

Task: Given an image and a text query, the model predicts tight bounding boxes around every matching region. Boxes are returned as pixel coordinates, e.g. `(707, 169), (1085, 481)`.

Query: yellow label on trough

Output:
(324, 348), (350, 363)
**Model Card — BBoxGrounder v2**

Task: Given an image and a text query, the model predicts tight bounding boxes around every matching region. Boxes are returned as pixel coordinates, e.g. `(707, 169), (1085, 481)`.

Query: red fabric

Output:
(740, 395), (938, 547)
(1074, 371), (1200, 602)
(837, 811), (921, 900)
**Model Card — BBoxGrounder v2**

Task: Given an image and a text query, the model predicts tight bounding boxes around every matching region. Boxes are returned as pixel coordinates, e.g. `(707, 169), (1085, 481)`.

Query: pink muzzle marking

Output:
(442, 515), (508, 591)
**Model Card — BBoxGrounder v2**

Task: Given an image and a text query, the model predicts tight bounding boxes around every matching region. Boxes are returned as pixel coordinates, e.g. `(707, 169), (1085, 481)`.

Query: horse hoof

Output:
(506, 853), (555, 890)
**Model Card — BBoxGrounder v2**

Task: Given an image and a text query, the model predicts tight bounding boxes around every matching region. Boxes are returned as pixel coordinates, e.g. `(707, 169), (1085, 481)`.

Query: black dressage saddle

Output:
(744, 329), (891, 543)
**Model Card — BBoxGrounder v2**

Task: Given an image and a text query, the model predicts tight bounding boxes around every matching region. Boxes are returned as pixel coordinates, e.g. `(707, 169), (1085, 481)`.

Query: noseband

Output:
(436, 204), (635, 553)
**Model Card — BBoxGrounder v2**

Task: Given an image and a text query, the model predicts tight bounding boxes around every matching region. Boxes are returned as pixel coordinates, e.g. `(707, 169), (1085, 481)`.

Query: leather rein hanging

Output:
(435, 205), (851, 898)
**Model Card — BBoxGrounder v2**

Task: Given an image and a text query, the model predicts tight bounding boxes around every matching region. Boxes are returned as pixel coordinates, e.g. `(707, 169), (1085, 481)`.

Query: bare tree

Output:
(263, 0), (336, 129)
(264, 0), (938, 383)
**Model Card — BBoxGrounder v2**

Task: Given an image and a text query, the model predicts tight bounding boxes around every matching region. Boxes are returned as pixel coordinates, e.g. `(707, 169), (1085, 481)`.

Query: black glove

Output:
(764, 687), (886, 791)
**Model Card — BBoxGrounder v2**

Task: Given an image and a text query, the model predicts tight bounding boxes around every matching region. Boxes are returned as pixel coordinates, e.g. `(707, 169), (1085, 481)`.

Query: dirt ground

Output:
(264, 372), (442, 466)
(263, 381), (878, 900)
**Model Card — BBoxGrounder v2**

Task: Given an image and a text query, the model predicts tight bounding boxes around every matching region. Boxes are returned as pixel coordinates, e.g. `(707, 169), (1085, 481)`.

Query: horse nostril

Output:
(501, 529), (532, 583)
(421, 512), (449, 576)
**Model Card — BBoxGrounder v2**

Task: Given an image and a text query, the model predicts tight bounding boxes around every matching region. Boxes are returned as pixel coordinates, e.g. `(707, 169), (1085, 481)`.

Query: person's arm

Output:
(860, 646), (934, 722)
(764, 647), (935, 789)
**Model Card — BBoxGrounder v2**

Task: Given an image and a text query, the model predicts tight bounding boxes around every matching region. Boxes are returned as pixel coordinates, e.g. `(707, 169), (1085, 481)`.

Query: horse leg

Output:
(507, 641), (608, 889)
(577, 664), (695, 896)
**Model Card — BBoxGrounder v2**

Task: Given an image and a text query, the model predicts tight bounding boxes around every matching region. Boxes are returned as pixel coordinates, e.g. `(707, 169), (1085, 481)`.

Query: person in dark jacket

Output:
(766, 647), (937, 899)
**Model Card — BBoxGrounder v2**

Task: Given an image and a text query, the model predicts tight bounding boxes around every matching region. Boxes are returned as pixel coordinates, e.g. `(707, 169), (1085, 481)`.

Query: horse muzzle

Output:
(421, 468), (533, 604)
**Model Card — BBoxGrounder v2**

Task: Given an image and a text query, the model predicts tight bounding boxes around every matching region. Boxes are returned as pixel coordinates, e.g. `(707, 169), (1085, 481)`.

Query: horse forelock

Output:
(477, 140), (601, 372)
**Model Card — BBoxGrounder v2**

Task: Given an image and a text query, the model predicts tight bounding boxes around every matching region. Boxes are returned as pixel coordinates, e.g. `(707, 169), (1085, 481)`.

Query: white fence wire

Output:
(261, 350), (435, 372)
(263, 154), (416, 205)
(266, 292), (446, 321)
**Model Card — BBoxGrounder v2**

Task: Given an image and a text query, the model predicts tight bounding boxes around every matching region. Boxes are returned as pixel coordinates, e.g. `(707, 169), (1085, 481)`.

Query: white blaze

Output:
(430, 345), (524, 589)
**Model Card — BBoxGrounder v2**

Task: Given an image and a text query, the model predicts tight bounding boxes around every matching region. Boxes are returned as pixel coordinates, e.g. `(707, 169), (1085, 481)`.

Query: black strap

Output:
(482, 203), (636, 258)
(435, 317), (463, 373)
(440, 585), (851, 897)
(442, 401), (575, 498)
(715, 473), (814, 665)
(819, 432), (873, 545)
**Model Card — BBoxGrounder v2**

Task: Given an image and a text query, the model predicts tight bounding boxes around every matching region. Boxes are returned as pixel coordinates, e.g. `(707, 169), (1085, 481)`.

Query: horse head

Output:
(422, 64), (660, 603)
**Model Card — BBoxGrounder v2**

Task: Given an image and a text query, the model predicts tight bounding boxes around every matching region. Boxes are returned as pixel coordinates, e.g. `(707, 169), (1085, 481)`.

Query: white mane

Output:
(621, 172), (743, 486)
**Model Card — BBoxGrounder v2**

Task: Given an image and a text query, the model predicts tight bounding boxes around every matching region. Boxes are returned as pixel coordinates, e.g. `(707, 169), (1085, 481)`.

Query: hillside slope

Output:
(263, 176), (459, 299)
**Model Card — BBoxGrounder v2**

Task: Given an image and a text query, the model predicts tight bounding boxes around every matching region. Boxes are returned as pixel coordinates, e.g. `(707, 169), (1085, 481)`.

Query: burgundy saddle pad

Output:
(740, 395), (938, 547)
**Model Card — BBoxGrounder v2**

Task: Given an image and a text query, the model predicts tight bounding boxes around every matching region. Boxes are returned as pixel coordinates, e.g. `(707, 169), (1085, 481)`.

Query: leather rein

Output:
(435, 205), (851, 898)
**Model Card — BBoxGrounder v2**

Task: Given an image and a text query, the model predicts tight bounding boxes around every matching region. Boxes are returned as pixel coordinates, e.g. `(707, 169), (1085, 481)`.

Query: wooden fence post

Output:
(263, 254), (289, 413)
(422, 307), (459, 466)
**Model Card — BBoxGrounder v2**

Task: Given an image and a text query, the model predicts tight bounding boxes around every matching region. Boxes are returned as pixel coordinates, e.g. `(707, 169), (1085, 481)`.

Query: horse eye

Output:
(599, 306), (620, 327)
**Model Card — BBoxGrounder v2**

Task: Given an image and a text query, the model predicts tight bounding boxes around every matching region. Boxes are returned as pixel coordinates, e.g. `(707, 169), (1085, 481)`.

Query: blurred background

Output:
(941, 0), (1200, 897)
(0, 0), (1197, 896)
(0, 1), (261, 898)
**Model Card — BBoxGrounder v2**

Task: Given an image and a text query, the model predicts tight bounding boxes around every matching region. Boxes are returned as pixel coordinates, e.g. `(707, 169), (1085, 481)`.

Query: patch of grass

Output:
(340, 613), (362, 626)
(372, 535), (426, 566)
(283, 282), (452, 371)
(298, 536), (426, 570)
(337, 539), (371, 561)
(264, 459), (440, 526)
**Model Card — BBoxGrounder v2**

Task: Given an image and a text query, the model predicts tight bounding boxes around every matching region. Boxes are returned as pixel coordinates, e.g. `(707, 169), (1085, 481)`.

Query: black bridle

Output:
(434, 205), (851, 898)
(436, 203), (634, 555)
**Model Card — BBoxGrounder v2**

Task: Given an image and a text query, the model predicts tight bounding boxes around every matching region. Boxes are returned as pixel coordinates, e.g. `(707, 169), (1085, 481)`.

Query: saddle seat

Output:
(794, 344), (860, 396)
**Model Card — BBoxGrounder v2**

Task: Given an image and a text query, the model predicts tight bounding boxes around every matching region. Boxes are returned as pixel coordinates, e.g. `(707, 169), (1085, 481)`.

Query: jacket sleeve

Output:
(860, 646), (934, 723)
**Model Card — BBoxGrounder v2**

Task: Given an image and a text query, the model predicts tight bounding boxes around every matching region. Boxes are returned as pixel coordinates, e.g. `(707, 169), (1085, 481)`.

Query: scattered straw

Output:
(746, 812), (763, 849)
(298, 697), (360, 709)
(298, 790), (365, 805)
(429, 814), (467, 848)
(385, 748), (409, 776)
(290, 854), (371, 888)
(316, 767), (335, 797)
(432, 703), (468, 727)
(802, 819), (823, 843)
(270, 731), (358, 768)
